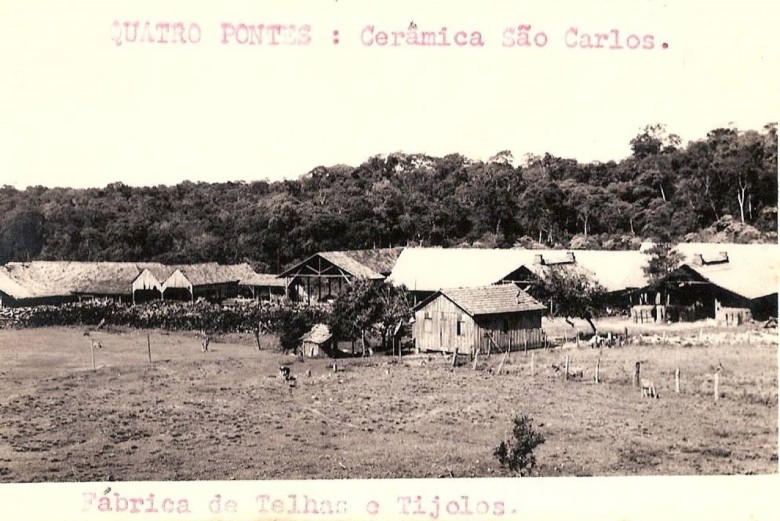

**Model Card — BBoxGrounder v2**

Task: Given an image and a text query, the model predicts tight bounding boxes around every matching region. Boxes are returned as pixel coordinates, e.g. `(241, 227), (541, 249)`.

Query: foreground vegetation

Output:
(0, 325), (775, 482)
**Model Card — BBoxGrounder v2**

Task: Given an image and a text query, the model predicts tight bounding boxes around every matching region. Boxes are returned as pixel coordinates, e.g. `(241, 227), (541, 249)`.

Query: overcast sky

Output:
(0, 0), (776, 189)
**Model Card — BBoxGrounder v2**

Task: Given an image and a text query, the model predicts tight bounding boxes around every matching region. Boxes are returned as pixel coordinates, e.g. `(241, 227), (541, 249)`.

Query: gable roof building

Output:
(278, 247), (404, 304)
(412, 284), (547, 354)
(0, 261), (258, 307)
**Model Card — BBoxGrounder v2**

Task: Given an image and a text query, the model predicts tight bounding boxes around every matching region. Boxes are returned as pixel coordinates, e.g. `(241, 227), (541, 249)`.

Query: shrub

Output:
(493, 414), (546, 476)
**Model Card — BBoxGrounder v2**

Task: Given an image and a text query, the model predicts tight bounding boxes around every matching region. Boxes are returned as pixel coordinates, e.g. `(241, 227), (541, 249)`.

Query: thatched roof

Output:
(239, 273), (287, 287)
(417, 284), (546, 317)
(301, 323), (332, 344)
(0, 261), (259, 300)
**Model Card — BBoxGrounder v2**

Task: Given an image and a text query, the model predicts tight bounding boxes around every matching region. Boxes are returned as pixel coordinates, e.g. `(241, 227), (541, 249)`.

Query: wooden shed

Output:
(412, 284), (547, 355)
(300, 323), (335, 357)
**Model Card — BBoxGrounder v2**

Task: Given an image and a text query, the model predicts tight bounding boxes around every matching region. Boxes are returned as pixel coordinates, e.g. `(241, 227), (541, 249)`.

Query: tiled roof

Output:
(239, 273), (287, 287)
(429, 284), (546, 317)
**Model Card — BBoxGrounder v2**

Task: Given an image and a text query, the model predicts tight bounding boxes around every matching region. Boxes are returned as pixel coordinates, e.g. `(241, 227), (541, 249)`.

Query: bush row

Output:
(0, 300), (332, 349)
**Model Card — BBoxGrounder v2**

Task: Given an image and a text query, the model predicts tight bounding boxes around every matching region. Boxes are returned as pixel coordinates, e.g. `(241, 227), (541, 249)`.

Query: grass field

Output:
(0, 324), (776, 482)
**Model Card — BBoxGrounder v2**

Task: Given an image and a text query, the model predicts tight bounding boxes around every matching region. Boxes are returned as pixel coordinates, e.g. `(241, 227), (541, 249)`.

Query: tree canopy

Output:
(0, 123), (776, 268)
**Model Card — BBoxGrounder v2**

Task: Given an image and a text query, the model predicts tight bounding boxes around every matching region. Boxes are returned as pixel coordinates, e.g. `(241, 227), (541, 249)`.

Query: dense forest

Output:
(1, 124), (777, 272)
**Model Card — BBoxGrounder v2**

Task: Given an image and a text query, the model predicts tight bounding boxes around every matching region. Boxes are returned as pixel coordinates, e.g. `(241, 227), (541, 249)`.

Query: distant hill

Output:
(0, 123), (776, 271)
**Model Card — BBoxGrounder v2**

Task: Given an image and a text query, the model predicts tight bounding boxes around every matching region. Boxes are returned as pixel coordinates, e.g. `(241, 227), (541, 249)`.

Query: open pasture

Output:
(0, 326), (776, 482)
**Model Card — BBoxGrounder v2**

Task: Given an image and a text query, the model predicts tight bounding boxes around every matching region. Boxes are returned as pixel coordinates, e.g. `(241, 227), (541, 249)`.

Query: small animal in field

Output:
(279, 365), (292, 381)
(641, 378), (659, 398)
(91, 340), (103, 350)
(201, 336), (210, 353)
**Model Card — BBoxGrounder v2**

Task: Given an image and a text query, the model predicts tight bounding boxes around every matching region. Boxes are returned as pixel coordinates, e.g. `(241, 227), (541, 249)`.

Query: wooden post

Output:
(576, 333), (580, 348)
(624, 326), (628, 339)
(472, 347), (479, 370)
(147, 334), (152, 364)
(531, 352), (535, 378)
(255, 323), (262, 350)
(451, 348), (459, 368)
(633, 362), (640, 388)
(90, 340), (96, 370)
(714, 372), (719, 402)
(564, 355), (569, 381)
(662, 332), (667, 345)
(497, 350), (508, 375)
(564, 332), (568, 344)
(675, 367), (680, 393)
(523, 334), (528, 355)
(595, 358), (600, 384)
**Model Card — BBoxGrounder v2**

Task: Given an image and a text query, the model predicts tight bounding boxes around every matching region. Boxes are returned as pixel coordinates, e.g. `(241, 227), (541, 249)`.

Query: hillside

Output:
(0, 123), (776, 272)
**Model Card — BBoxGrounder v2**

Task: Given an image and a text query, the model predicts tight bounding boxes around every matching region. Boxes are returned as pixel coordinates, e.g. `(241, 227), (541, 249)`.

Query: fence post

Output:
(595, 358), (600, 384)
(714, 372), (720, 402)
(451, 348), (459, 368)
(675, 367), (680, 393)
(91, 340), (95, 370)
(564, 355), (569, 381)
(147, 334), (152, 364)
(633, 362), (640, 388)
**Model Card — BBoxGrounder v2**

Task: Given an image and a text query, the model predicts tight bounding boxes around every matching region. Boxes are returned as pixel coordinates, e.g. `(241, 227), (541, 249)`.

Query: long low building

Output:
(0, 261), (257, 307)
(632, 243), (780, 321)
(386, 247), (652, 305)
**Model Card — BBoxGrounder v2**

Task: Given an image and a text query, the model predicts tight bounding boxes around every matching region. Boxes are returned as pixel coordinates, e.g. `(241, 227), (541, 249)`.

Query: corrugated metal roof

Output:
(431, 284), (546, 317)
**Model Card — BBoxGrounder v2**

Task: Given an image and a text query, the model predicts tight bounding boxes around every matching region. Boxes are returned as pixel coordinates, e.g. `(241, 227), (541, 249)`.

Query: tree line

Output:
(1, 123), (776, 271)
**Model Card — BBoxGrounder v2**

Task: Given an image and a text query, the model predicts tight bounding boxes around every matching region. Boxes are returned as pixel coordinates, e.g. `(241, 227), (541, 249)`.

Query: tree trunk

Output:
(361, 329), (366, 357)
(582, 315), (597, 334)
(737, 183), (747, 223)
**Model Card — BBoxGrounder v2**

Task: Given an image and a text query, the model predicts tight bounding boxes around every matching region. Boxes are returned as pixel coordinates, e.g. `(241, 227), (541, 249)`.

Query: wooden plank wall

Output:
(412, 297), (544, 354)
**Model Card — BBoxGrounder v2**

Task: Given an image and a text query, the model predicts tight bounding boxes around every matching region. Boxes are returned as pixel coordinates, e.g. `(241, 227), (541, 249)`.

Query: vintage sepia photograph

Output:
(0, 1), (777, 513)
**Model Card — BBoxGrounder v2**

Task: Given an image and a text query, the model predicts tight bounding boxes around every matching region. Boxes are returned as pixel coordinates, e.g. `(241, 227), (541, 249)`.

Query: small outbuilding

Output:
(412, 283), (547, 355)
(300, 323), (335, 357)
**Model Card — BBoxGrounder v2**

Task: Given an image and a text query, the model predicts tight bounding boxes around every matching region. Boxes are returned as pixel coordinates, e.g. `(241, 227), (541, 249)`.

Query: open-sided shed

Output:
(278, 248), (403, 304)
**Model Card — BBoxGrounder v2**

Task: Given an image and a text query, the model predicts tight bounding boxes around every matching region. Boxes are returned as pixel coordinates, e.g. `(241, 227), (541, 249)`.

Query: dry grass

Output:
(0, 325), (776, 482)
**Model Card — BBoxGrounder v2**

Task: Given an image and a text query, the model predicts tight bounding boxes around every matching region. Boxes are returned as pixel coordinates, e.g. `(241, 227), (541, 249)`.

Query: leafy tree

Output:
(642, 242), (684, 284)
(531, 266), (606, 333)
(329, 280), (411, 355)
